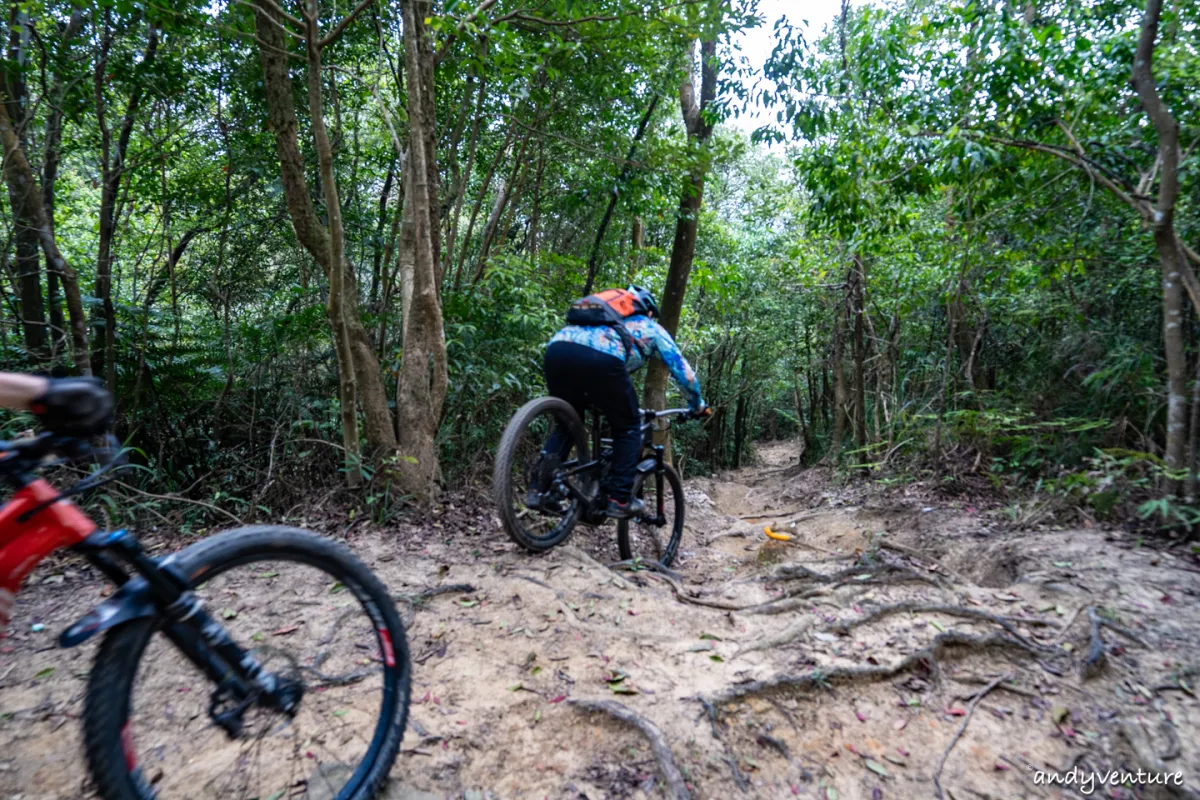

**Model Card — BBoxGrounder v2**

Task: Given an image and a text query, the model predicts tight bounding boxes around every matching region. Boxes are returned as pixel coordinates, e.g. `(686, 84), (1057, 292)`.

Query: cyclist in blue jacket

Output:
(533, 285), (707, 519)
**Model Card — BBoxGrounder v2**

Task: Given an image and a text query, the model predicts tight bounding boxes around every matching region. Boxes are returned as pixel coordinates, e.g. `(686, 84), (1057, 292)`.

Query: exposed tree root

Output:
(934, 672), (1012, 800)
(1161, 720), (1182, 761)
(871, 539), (973, 585)
(736, 587), (832, 615)
(570, 699), (691, 800)
(648, 569), (833, 614)
(735, 617), (814, 659)
(1081, 605), (1147, 680)
(950, 674), (1038, 700)
(786, 538), (843, 556)
(756, 732), (791, 759)
(738, 505), (810, 520)
(826, 601), (1057, 652)
(774, 559), (947, 590)
(607, 558), (683, 582)
(560, 546), (634, 589)
(697, 698), (748, 791)
(646, 571), (755, 610)
(1091, 607), (1147, 646)
(394, 583), (476, 628)
(765, 696), (799, 732)
(706, 631), (1049, 706)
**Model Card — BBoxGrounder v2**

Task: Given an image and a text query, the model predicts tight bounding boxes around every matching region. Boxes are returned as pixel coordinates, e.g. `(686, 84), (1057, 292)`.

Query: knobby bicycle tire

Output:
(617, 463), (685, 567)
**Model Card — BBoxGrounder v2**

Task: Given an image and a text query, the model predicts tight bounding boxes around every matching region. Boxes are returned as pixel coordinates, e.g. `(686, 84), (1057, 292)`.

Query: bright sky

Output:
(731, 0), (846, 134)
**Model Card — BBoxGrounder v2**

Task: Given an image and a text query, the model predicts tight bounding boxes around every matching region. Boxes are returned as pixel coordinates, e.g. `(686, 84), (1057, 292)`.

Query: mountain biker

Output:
(0, 374), (114, 434)
(533, 285), (707, 520)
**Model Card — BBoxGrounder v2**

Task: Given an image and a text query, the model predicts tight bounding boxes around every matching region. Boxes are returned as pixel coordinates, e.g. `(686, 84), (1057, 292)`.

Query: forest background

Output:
(0, 0), (1195, 534)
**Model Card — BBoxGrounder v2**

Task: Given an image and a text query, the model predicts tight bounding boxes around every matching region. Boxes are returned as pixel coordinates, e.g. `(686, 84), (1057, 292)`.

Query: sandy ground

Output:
(2, 441), (1199, 799)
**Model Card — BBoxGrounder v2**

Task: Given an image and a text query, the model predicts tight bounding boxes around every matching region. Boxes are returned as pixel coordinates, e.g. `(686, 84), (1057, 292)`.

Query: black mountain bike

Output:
(493, 398), (697, 567)
(0, 431), (410, 800)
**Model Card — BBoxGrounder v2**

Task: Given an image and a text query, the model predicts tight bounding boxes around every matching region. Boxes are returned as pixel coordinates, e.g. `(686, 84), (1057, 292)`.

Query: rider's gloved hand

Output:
(30, 377), (114, 436)
(690, 403), (713, 420)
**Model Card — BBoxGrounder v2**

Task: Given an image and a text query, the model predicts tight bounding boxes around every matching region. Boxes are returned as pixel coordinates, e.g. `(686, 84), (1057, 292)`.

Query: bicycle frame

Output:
(555, 408), (677, 526)
(0, 479), (96, 631)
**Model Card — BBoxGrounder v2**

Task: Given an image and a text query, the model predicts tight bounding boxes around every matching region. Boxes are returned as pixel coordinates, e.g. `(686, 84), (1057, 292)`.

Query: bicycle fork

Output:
(639, 444), (668, 526)
(65, 530), (299, 736)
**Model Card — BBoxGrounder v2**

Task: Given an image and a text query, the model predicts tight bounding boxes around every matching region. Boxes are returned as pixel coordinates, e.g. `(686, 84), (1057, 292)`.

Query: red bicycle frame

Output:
(0, 479), (96, 631)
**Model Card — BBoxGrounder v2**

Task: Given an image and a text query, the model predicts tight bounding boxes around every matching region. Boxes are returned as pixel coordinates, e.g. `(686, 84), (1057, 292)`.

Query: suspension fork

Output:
(83, 531), (277, 705)
(652, 444), (666, 522)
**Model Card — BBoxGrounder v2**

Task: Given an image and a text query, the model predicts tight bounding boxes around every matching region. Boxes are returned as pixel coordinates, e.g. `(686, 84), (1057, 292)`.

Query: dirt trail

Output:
(2, 441), (1199, 799)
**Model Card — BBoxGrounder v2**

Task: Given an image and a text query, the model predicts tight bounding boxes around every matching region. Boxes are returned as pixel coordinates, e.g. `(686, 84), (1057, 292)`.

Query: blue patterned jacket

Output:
(549, 316), (705, 410)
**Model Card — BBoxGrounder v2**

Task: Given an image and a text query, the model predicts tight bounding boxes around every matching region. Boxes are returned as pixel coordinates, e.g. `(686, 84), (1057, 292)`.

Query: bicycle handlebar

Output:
(0, 431), (126, 480)
(639, 407), (707, 424)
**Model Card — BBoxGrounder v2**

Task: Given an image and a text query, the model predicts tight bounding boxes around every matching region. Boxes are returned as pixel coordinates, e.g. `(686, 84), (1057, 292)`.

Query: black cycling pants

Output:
(543, 341), (640, 502)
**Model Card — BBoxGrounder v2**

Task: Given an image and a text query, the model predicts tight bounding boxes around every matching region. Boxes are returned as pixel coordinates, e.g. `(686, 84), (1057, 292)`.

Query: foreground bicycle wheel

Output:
(617, 463), (685, 567)
(83, 527), (410, 800)
(493, 397), (592, 551)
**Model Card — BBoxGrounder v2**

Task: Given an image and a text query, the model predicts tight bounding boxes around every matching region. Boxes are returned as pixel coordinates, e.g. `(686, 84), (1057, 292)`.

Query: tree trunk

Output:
(1131, 0), (1185, 493)
(823, 284), (849, 465)
(255, 0), (399, 486)
(642, 38), (716, 447)
(453, 124), (513, 290)
(851, 255), (866, 453)
(303, 2), (362, 486)
(369, 153), (397, 307)
(444, 47), (486, 281)
(526, 142), (546, 257)
(629, 215), (644, 283)
(397, 171), (416, 342)
(0, 100), (89, 374)
(1188, 353), (1200, 503)
(394, 0), (448, 498)
(41, 11), (84, 360)
(4, 5), (46, 362)
(794, 369), (812, 456)
(582, 93), (659, 295)
(732, 356), (749, 468)
(93, 19), (159, 385)
(472, 175), (509, 282)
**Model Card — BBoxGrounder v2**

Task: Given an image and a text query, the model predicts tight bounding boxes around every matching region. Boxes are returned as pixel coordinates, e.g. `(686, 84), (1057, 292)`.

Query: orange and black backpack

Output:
(566, 288), (651, 359)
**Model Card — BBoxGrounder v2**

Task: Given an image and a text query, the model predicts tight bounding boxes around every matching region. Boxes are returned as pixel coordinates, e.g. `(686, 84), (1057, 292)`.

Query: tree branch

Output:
(319, 0), (377, 49)
(236, 0), (305, 29)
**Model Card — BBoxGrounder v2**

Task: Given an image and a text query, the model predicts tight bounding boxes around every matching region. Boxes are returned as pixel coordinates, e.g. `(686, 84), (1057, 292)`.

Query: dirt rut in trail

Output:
(2, 440), (1200, 799)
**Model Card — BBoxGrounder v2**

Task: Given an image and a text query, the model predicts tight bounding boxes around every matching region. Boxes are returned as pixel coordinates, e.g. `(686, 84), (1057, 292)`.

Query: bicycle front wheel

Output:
(617, 463), (685, 568)
(82, 526), (410, 800)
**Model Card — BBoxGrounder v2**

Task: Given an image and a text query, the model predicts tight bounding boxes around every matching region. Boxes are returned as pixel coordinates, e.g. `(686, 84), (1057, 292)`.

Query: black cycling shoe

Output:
(606, 497), (645, 520)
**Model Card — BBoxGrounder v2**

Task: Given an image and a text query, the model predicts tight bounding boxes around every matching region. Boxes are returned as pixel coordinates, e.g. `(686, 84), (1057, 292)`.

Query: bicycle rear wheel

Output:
(617, 464), (685, 568)
(82, 527), (409, 800)
(493, 397), (592, 551)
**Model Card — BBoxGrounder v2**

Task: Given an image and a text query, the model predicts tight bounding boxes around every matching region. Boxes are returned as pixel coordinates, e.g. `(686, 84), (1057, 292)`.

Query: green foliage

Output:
(440, 257), (563, 478)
